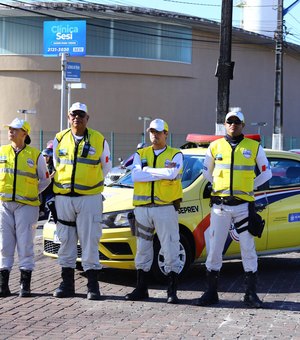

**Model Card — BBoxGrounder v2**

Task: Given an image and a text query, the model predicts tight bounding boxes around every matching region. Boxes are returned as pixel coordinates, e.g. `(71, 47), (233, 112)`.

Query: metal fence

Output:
(1, 130), (300, 166)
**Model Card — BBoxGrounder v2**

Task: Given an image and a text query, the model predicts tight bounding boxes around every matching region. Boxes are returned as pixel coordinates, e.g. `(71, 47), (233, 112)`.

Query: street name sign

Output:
(66, 62), (81, 82)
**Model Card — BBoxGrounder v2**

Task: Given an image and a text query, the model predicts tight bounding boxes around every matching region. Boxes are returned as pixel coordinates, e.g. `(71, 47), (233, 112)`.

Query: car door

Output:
(266, 157), (300, 250)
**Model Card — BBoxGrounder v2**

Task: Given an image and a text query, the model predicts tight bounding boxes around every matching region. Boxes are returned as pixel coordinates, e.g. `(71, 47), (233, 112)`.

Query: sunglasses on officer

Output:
(226, 119), (242, 125)
(69, 110), (87, 118)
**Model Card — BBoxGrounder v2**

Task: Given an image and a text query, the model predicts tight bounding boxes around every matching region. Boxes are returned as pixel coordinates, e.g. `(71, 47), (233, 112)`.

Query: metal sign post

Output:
(67, 83), (87, 110)
(138, 116), (152, 143)
(54, 82), (87, 129)
(17, 109), (37, 121)
(60, 53), (67, 131)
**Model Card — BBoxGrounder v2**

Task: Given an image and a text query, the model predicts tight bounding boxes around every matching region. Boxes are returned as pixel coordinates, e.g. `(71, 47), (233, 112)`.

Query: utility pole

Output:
(60, 53), (68, 131)
(272, 0), (300, 150)
(215, 0), (234, 135)
(272, 0), (283, 150)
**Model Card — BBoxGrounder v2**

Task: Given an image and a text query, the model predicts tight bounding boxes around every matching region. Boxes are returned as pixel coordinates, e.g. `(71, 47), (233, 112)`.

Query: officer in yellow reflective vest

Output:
(125, 119), (183, 304)
(0, 118), (51, 298)
(197, 110), (272, 308)
(52, 102), (111, 300)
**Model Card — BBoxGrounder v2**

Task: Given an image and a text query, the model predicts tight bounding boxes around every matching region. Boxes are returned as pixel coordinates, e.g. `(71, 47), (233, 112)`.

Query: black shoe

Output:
(243, 292), (263, 308)
(125, 269), (149, 301)
(0, 270), (11, 297)
(125, 287), (149, 301)
(166, 271), (179, 304)
(167, 294), (179, 304)
(196, 291), (219, 306)
(243, 271), (263, 308)
(87, 290), (101, 300)
(19, 288), (31, 298)
(86, 269), (101, 300)
(19, 270), (32, 297)
(53, 268), (75, 298)
(53, 283), (75, 298)
(0, 287), (11, 297)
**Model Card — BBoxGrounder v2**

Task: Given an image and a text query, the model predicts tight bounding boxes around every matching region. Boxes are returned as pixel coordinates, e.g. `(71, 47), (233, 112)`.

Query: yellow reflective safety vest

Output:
(210, 137), (259, 201)
(53, 128), (105, 195)
(0, 144), (41, 206)
(133, 146), (183, 206)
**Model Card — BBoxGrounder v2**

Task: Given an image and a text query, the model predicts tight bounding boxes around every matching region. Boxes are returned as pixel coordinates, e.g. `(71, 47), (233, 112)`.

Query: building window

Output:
(0, 17), (43, 55)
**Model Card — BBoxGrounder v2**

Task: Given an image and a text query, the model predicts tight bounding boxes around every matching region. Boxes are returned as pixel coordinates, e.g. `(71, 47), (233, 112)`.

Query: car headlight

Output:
(102, 210), (133, 228)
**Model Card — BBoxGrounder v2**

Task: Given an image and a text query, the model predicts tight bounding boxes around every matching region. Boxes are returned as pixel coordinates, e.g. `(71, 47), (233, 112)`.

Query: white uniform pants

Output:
(55, 194), (103, 271)
(134, 205), (181, 274)
(0, 201), (39, 271)
(206, 202), (258, 273)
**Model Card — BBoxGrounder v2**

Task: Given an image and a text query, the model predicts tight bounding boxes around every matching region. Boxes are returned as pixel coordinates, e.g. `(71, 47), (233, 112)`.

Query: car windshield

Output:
(111, 154), (204, 189)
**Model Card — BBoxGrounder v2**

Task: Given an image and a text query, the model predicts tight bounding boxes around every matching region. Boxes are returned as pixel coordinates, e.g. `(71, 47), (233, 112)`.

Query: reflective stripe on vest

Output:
(214, 164), (255, 171)
(213, 189), (254, 196)
(0, 193), (39, 202)
(0, 168), (38, 179)
(133, 195), (161, 203)
(55, 180), (104, 191)
(56, 157), (101, 166)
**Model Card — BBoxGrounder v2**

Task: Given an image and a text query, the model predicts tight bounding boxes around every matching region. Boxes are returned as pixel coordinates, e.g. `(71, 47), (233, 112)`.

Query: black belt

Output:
(139, 203), (173, 208)
(210, 196), (247, 206)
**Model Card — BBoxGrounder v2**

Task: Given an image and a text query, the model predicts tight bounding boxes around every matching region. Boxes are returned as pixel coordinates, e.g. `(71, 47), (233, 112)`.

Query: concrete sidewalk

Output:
(0, 235), (299, 339)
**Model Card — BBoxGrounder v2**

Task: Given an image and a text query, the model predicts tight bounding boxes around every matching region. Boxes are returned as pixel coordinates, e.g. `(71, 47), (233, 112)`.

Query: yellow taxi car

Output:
(43, 134), (300, 281)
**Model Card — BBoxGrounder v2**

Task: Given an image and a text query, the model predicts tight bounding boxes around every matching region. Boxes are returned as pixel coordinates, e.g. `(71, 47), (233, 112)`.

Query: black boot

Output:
(243, 271), (263, 308)
(196, 270), (219, 306)
(167, 271), (179, 304)
(53, 267), (75, 298)
(0, 270), (11, 297)
(125, 269), (149, 301)
(19, 270), (32, 297)
(86, 269), (101, 300)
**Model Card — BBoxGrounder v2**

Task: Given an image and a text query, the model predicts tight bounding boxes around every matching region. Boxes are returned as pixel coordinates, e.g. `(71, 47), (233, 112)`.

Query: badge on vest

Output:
(58, 149), (68, 156)
(89, 146), (96, 155)
(27, 158), (34, 167)
(215, 153), (223, 161)
(243, 149), (252, 159)
(0, 156), (7, 163)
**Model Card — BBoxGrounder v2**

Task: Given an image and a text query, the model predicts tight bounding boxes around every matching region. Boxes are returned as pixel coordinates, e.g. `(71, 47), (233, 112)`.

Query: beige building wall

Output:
(1, 28), (300, 151)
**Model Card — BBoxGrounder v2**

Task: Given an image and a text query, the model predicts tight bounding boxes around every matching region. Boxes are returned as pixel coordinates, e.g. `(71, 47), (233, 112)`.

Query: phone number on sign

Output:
(47, 47), (70, 52)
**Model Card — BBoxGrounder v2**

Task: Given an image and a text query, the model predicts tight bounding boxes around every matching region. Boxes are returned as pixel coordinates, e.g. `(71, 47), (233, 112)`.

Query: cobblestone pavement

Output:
(0, 234), (300, 340)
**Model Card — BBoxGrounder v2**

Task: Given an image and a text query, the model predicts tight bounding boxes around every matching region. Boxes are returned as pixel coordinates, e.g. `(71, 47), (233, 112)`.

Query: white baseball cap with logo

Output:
(225, 110), (245, 123)
(147, 119), (169, 132)
(69, 102), (88, 114)
(4, 118), (31, 134)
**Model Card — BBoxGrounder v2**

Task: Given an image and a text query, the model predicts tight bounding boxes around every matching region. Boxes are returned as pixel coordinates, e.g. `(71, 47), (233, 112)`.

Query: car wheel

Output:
(151, 232), (192, 283)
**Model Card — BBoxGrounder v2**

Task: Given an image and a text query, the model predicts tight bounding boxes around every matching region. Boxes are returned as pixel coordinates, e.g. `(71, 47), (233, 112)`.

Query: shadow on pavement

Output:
(89, 254), (300, 296)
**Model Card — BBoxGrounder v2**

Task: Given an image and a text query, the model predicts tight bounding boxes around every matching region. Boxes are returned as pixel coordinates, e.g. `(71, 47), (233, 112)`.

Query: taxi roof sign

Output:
(181, 134), (262, 149)
(186, 134), (261, 144)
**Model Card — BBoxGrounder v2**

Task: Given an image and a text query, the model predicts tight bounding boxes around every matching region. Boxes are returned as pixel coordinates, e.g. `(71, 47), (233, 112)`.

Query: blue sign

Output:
(66, 62), (81, 82)
(43, 20), (86, 57)
(289, 213), (300, 222)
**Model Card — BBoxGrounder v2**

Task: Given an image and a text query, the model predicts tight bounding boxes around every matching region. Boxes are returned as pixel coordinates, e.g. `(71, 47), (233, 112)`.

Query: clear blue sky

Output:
(90, 0), (300, 45)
